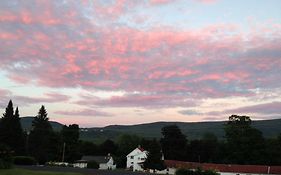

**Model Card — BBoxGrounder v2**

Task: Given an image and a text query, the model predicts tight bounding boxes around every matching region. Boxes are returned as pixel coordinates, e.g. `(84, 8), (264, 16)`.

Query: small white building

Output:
(126, 146), (148, 171)
(74, 155), (116, 170)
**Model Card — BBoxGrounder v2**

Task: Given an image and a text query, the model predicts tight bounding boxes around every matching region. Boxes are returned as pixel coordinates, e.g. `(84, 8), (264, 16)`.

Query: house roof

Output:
(127, 147), (147, 157)
(81, 156), (110, 164)
(164, 160), (281, 175)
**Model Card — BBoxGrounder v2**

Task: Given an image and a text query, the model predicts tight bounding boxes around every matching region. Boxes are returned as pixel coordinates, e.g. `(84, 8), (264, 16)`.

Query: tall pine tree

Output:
(29, 105), (55, 164)
(0, 100), (25, 155)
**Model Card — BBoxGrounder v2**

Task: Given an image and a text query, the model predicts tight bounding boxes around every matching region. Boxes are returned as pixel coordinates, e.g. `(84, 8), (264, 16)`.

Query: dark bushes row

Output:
(13, 156), (37, 165)
(176, 168), (220, 175)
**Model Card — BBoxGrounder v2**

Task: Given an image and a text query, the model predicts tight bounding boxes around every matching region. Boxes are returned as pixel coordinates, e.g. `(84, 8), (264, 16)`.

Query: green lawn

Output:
(0, 168), (83, 175)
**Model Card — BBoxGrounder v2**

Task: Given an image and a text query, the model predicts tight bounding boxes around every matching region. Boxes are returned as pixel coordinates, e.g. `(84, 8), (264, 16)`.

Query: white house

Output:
(74, 155), (116, 170)
(126, 146), (148, 171)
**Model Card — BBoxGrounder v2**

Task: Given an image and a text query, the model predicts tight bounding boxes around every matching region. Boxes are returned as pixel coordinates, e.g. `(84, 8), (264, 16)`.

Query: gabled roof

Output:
(164, 160), (281, 174)
(81, 156), (110, 164)
(127, 147), (147, 157)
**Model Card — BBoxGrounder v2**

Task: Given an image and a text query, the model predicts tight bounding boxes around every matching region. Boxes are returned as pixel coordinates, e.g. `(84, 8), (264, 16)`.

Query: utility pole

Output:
(62, 142), (66, 162)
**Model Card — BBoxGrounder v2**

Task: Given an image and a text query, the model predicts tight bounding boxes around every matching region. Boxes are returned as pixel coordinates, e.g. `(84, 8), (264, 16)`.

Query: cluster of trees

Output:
(1, 100), (281, 169)
(160, 115), (281, 165)
(0, 100), (81, 165)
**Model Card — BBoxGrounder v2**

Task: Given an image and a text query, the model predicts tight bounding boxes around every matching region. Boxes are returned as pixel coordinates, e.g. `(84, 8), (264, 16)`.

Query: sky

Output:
(0, 0), (281, 127)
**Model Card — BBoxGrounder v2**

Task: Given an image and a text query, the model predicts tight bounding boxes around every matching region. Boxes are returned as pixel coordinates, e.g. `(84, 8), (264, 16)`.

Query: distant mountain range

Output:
(20, 117), (281, 143)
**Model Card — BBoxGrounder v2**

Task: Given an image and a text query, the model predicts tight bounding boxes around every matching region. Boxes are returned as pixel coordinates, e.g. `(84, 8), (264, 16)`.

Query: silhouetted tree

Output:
(116, 134), (141, 168)
(224, 115), (266, 164)
(143, 139), (166, 171)
(29, 105), (55, 164)
(0, 100), (25, 155)
(61, 124), (81, 162)
(100, 139), (118, 155)
(79, 141), (99, 155)
(160, 125), (187, 160)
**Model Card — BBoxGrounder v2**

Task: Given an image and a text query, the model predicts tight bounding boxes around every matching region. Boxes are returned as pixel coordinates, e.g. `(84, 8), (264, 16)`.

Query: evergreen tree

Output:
(29, 105), (55, 164)
(160, 125), (187, 160)
(143, 139), (166, 171)
(0, 100), (25, 155)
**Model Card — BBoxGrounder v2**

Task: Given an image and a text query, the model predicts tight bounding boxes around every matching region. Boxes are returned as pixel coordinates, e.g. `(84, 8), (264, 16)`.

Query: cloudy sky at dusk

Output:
(0, 0), (281, 127)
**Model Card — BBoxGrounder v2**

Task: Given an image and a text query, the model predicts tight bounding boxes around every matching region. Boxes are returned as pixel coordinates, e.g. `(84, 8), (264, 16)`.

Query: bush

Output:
(87, 160), (99, 169)
(176, 168), (220, 175)
(0, 144), (13, 169)
(204, 169), (220, 175)
(176, 168), (194, 175)
(13, 156), (37, 165)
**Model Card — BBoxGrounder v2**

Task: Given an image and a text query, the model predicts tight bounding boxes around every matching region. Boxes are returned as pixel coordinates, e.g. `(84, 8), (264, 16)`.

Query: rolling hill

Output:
(80, 118), (281, 143)
(20, 116), (64, 131)
(20, 117), (281, 143)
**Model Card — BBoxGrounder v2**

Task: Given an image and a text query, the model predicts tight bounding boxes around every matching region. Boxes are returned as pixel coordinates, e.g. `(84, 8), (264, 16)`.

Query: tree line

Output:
(0, 100), (281, 169)
(0, 100), (81, 165)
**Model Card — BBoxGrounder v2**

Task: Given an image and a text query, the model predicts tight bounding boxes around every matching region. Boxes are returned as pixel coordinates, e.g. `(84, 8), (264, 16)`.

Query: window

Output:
(130, 156), (134, 159)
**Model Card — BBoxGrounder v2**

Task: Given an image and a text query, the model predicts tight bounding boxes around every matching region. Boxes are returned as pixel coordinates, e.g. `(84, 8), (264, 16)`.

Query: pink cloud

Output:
(0, 1), (281, 109)
(225, 102), (281, 115)
(13, 93), (70, 106)
(55, 109), (112, 117)
(77, 93), (198, 109)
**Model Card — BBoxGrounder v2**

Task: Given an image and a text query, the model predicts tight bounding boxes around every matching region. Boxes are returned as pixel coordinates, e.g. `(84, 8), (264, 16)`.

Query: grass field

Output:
(0, 168), (83, 175)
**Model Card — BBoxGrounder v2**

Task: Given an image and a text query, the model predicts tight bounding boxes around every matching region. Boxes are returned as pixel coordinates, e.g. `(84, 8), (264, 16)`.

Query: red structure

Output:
(164, 160), (281, 174)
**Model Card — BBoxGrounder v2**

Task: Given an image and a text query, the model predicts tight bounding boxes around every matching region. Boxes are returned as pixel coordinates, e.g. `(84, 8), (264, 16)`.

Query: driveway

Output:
(18, 165), (151, 175)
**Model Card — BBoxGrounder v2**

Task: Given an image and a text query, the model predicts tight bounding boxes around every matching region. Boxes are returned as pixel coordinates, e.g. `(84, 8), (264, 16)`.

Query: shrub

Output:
(176, 168), (194, 175)
(13, 156), (37, 165)
(87, 160), (99, 169)
(0, 144), (13, 169)
(204, 169), (220, 175)
(176, 168), (220, 175)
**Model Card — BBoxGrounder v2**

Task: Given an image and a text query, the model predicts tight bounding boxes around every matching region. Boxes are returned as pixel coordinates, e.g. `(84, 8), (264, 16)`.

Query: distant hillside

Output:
(20, 116), (63, 131)
(80, 118), (281, 143)
(20, 116), (281, 143)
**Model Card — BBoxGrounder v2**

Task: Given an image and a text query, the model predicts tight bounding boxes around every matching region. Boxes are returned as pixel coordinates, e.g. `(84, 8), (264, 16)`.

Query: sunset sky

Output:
(0, 0), (281, 127)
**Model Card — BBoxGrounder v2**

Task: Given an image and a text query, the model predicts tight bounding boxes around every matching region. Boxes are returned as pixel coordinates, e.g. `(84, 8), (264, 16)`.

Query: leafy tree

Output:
(160, 125), (187, 160)
(265, 133), (281, 165)
(143, 139), (166, 171)
(100, 139), (118, 155)
(116, 134), (141, 168)
(61, 124), (81, 162)
(224, 115), (266, 164)
(0, 100), (25, 155)
(29, 105), (56, 164)
(79, 141), (99, 155)
(201, 132), (219, 162)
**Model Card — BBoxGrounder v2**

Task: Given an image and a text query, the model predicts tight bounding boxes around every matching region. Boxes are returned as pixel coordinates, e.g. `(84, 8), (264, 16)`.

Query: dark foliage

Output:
(0, 144), (13, 169)
(143, 139), (166, 171)
(61, 124), (81, 162)
(29, 105), (58, 164)
(160, 125), (187, 160)
(79, 141), (99, 155)
(176, 168), (219, 175)
(100, 139), (118, 155)
(0, 101), (25, 155)
(13, 156), (37, 165)
(87, 160), (99, 169)
(224, 115), (266, 164)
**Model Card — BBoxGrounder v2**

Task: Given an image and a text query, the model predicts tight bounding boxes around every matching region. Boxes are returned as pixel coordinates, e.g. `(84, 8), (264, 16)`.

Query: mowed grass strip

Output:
(0, 168), (83, 175)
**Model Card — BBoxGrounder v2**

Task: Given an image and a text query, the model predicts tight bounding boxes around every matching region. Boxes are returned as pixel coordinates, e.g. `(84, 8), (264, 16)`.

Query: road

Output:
(18, 165), (152, 175)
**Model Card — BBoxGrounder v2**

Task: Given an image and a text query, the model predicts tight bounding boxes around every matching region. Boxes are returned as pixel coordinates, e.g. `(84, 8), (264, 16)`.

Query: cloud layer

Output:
(0, 0), (281, 124)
